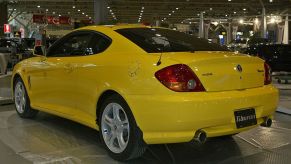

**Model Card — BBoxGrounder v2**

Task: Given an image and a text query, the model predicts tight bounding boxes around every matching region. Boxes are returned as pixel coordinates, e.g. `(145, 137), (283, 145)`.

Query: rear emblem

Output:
(236, 64), (243, 72)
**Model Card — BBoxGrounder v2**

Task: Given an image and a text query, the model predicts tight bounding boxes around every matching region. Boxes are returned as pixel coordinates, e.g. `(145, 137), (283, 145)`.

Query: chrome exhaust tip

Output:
(194, 130), (207, 144)
(261, 117), (272, 127)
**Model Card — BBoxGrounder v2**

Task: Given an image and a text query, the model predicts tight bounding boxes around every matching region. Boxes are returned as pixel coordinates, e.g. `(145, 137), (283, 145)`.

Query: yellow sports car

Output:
(12, 25), (278, 161)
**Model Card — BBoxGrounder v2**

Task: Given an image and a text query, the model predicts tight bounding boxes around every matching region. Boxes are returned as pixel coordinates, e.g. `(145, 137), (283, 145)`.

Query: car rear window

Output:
(116, 28), (228, 53)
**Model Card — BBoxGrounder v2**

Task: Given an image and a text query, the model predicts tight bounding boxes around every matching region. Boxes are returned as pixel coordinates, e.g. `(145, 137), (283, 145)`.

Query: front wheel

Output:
(99, 94), (146, 161)
(14, 77), (38, 118)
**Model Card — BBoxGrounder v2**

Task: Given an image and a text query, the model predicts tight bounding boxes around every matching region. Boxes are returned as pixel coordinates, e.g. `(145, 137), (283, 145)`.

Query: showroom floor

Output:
(0, 74), (291, 164)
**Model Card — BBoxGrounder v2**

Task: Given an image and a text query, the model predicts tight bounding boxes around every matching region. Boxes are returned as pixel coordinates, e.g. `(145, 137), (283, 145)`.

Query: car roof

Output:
(77, 24), (162, 31)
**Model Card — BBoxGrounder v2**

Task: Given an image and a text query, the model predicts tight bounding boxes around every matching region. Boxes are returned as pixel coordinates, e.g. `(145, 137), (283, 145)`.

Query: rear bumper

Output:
(125, 85), (278, 144)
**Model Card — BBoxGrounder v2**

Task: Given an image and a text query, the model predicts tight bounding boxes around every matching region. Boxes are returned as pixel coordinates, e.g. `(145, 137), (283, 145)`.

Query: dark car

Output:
(246, 44), (291, 72)
(247, 38), (270, 46)
(0, 38), (21, 74)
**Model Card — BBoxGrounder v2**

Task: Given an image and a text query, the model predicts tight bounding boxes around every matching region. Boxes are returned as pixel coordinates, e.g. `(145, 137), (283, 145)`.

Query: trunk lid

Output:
(159, 51), (265, 92)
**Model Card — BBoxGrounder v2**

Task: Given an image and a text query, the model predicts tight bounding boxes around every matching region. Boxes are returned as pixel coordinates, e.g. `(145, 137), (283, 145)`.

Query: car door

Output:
(72, 32), (112, 125)
(31, 31), (94, 116)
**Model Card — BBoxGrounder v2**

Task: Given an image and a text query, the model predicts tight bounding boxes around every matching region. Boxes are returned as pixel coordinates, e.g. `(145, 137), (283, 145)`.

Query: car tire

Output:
(99, 94), (146, 161)
(14, 77), (38, 118)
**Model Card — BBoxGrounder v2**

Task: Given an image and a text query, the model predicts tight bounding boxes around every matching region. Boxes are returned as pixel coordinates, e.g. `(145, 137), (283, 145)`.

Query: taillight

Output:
(264, 63), (272, 85)
(155, 64), (205, 92)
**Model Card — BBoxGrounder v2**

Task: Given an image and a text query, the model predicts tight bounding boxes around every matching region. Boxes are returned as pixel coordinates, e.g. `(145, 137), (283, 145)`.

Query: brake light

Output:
(264, 63), (271, 85)
(155, 64), (205, 92)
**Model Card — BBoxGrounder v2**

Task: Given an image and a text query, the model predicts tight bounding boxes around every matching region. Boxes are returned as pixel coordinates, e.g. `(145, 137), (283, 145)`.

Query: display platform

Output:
(0, 104), (291, 164)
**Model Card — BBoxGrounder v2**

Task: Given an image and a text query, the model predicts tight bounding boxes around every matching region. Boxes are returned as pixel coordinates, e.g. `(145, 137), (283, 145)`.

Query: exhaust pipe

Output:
(194, 130), (207, 144)
(261, 117), (272, 127)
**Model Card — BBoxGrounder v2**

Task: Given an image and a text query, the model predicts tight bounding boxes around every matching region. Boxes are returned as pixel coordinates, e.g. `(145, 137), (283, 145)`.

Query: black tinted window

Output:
(48, 33), (92, 57)
(116, 28), (227, 53)
(88, 33), (111, 54)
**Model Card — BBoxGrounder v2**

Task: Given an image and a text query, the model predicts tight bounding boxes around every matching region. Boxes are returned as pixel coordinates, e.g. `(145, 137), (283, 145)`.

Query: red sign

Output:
(33, 15), (71, 25)
(47, 16), (54, 24)
(59, 16), (71, 25)
(4, 24), (11, 33)
(46, 16), (59, 25)
(33, 15), (45, 23)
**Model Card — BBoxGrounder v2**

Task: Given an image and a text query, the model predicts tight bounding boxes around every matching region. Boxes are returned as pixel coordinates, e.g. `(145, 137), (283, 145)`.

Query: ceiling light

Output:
(239, 19), (244, 24)
(234, 11), (237, 14)
(14, 8), (16, 11)
(210, 8), (212, 11)
(176, 8), (179, 10)
(78, 9), (80, 12)
(72, 6), (75, 9)
(225, 14), (228, 17)
(53, 11), (55, 14)
(212, 21), (219, 26)
(86, 15), (88, 17)
(269, 0), (273, 2)
(59, 14), (61, 17)
(169, 13), (171, 16)
(109, 9), (112, 12)
(82, 12), (85, 15)
(141, 10), (143, 13)
(142, 6), (144, 9)
(46, 9), (48, 12)
(37, 5), (40, 8)
(172, 11), (175, 13)
(89, 17), (91, 19)
(107, 6), (110, 9)
(228, 0), (232, 1)
(243, 8), (246, 11)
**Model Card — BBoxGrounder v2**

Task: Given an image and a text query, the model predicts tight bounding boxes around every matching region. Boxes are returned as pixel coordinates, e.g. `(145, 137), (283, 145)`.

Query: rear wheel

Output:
(99, 94), (146, 161)
(14, 77), (38, 118)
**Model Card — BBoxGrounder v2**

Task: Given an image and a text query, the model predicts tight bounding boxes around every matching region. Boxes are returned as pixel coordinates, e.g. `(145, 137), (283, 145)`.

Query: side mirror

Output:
(33, 46), (46, 56)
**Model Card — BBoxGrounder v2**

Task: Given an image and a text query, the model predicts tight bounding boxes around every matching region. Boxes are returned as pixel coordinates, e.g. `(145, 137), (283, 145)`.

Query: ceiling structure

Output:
(6, 0), (291, 24)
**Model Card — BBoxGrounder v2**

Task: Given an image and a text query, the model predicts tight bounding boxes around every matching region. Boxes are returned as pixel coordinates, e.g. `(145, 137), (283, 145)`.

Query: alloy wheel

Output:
(101, 102), (130, 153)
(14, 81), (26, 114)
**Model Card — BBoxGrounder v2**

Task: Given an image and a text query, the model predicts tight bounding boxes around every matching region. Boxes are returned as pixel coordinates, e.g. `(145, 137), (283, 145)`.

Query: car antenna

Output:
(156, 51), (163, 66)
(156, 40), (166, 66)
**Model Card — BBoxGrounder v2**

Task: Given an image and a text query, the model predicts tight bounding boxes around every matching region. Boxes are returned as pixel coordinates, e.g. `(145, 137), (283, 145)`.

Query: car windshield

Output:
(116, 28), (228, 53)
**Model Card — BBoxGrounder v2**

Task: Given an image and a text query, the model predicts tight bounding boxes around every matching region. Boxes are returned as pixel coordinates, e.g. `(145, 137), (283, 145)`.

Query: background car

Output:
(227, 38), (248, 53)
(246, 44), (291, 72)
(12, 25), (278, 161)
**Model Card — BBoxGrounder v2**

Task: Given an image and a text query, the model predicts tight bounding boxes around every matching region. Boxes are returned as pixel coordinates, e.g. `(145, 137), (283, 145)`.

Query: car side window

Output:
(47, 33), (92, 57)
(87, 33), (111, 54)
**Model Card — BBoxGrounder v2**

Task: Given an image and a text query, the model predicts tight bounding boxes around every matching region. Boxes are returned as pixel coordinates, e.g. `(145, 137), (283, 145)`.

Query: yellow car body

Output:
(12, 25), (278, 145)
